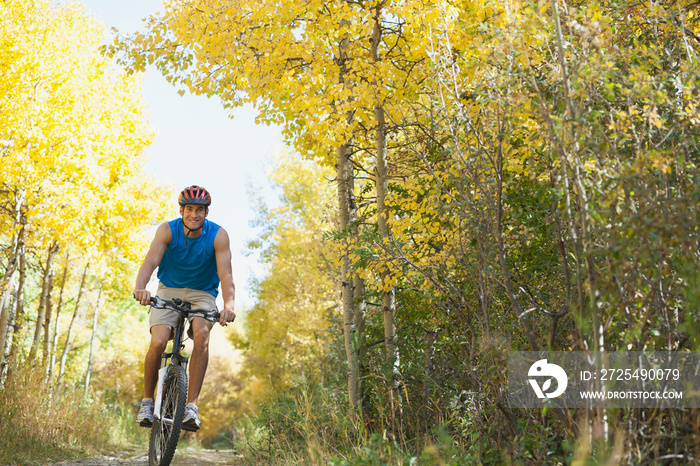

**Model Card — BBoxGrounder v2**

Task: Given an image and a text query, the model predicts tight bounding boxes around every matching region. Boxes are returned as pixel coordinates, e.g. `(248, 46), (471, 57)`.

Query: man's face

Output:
(180, 204), (208, 231)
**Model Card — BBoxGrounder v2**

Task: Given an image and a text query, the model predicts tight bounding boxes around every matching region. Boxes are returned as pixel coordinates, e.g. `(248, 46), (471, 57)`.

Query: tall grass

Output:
(0, 364), (112, 464)
(99, 388), (151, 450)
(233, 378), (474, 465)
(236, 378), (354, 464)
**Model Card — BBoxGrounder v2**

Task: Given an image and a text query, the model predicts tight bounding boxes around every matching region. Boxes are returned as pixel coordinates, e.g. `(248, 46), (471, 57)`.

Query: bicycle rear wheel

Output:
(149, 365), (187, 466)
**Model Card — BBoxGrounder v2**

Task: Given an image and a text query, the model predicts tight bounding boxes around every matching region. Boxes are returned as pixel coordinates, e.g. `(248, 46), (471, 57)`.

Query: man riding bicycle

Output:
(133, 185), (236, 431)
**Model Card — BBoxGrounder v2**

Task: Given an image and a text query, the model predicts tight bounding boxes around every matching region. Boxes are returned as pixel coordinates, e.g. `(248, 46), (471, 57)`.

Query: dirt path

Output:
(49, 448), (244, 465)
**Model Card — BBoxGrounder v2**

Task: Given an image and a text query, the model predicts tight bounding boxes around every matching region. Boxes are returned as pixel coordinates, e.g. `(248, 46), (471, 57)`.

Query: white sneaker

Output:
(136, 398), (154, 427)
(182, 403), (201, 431)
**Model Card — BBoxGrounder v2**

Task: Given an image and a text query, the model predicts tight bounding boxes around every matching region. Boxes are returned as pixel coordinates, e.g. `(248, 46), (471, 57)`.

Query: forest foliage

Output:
(1, 0), (699, 464)
(0, 0), (171, 461)
(111, 0), (700, 463)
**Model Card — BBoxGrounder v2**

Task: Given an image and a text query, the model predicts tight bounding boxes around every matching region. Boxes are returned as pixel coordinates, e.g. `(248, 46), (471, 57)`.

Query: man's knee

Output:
(190, 320), (212, 346)
(149, 325), (171, 352)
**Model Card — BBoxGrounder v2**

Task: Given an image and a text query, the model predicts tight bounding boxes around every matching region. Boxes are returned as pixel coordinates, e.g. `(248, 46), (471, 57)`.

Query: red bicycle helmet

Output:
(178, 185), (212, 207)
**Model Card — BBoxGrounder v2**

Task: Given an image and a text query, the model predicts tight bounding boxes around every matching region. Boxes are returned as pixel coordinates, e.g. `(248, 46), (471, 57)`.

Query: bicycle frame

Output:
(149, 296), (219, 422)
(153, 311), (189, 421)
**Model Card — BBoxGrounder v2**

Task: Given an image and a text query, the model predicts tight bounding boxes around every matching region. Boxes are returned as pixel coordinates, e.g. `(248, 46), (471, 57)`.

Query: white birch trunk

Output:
(47, 256), (69, 385)
(42, 268), (55, 364)
(29, 243), (59, 361)
(57, 263), (89, 387)
(336, 5), (364, 416)
(337, 141), (360, 415)
(0, 195), (25, 357)
(371, 5), (401, 425)
(84, 289), (102, 397)
(8, 252), (26, 365)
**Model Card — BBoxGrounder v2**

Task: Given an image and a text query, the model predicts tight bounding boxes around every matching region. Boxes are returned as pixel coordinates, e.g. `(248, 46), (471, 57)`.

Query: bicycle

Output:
(143, 295), (220, 466)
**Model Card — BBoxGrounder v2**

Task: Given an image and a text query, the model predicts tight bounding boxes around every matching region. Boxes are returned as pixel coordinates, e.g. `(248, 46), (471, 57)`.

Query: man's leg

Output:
(143, 324), (172, 399)
(138, 324), (171, 426)
(187, 317), (213, 404)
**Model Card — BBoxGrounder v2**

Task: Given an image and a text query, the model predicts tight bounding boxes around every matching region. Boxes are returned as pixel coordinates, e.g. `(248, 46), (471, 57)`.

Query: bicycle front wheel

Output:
(149, 365), (187, 466)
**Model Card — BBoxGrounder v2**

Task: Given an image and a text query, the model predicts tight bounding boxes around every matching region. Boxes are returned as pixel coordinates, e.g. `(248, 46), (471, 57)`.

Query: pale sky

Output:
(79, 0), (284, 309)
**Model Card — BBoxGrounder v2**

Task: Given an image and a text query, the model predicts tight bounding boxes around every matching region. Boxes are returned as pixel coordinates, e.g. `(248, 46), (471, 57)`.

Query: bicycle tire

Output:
(149, 365), (187, 466)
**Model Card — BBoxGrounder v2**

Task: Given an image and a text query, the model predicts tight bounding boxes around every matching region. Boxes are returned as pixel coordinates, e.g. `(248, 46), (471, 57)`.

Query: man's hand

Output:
(133, 289), (152, 306)
(219, 309), (235, 326)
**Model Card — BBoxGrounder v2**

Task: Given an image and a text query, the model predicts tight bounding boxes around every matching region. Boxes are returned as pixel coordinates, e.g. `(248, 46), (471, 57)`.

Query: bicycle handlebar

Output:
(149, 296), (221, 323)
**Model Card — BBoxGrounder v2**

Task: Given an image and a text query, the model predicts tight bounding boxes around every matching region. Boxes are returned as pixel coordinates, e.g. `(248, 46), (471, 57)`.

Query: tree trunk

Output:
(42, 268), (55, 365)
(336, 7), (364, 418)
(337, 141), (360, 416)
(57, 263), (89, 387)
(353, 275), (368, 418)
(423, 328), (437, 432)
(47, 255), (69, 385)
(0, 280), (17, 381)
(7, 252), (26, 366)
(371, 5), (401, 429)
(495, 153), (539, 351)
(29, 243), (59, 361)
(84, 289), (102, 397)
(0, 195), (25, 359)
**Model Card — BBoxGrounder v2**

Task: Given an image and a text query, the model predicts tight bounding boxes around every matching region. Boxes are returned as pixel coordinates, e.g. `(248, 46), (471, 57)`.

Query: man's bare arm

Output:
(133, 223), (171, 305)
(214, 227), (236, 325)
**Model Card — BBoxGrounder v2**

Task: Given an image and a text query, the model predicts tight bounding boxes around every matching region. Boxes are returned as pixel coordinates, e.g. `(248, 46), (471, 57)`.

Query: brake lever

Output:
(150, 296), (166, 309)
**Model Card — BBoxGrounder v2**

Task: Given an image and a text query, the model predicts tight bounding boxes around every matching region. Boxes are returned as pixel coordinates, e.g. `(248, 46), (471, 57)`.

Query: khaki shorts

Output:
(149, 283), (218, 329)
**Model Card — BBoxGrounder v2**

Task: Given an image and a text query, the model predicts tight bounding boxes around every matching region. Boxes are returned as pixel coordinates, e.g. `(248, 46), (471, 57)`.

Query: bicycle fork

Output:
(153, 353), (188, 420)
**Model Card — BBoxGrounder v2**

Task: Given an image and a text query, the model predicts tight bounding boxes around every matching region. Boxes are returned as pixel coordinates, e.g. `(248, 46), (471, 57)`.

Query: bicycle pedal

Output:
(181, 424), (199, 432)
(139, 420), (153, 428)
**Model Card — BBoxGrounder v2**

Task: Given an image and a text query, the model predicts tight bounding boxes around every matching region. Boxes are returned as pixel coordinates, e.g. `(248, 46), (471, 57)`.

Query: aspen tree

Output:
(0, 0), (169, 383)
(370, 2), (400, 428)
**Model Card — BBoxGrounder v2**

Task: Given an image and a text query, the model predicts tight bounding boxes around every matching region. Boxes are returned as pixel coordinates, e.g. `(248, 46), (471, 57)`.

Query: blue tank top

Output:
(157, 218), (221, 296)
